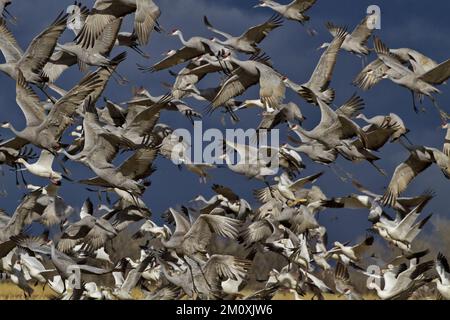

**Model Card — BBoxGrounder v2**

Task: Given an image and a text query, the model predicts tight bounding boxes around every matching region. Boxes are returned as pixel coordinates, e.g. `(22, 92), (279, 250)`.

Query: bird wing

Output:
(204, 255), (251, 284)
(35, 150), (55, 168)
(352, 236), (374, 257)
(373, 37), (412, 77)
(203, 16), (233, 39)
(0, 18), (23, 63)
(3, 190), (42, 238)
(308, 26), (347, 91)
(436, 253), (450, 285)
(338, 114), (369, 147)
(336, 94), (365, 119)
(290, 171), (324, 190)
(92, 17), (123, 56)
(350, 16), (373, 45)
(257, 111), (282, 130)
(353, 58), (389, 90)
(258, 66), (286, 109)
(253, 186), (282, 204)
(212, 184), (240, 203)
(15, 70), (46, 127)
(313, 94), (338, 129)
(42, 49), (77, 83)
(86, 52), (127, 104)
(135, 0), (161, 46)
(419, 59), (450, 85)
(75, 0), (125, 49)
(18, 12), (68, 78)
(288, 0), (317, 13)
(117, 148), (158, 181)
(150, 47), (203, 72)
(382, 154), (432, 207)
(211, 69), (258, 108)
(240, 219), (275, 246)
(126, 94), (172, 135)
(240, 14), (283, 44)
(40, 71), (102, 142)
(183, 215), (240, 253)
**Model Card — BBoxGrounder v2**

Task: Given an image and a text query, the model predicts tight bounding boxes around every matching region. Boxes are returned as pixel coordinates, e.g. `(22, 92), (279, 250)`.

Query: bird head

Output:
(253, 2), (267, 8)
(15, 158), (26, 165)
(171, 29), (181, 36)
(1, 122), (10, 129)
(317, 43), (330, 51)
(165, 49), (177, 57)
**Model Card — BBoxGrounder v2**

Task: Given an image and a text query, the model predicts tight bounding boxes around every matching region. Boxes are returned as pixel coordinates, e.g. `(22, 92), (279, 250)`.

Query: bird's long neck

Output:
(4, 123), (22, 139)
(359, 114), (371, 123)
(176, 32), (188, 46)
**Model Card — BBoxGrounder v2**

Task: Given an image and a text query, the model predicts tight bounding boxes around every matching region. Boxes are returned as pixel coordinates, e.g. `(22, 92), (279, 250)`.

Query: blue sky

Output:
(0, 0), (449, 244)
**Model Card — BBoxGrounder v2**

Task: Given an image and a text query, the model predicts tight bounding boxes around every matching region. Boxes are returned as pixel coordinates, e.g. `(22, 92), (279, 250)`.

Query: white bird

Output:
(16, 150), (62, 183)
(434, 253), (450, 300)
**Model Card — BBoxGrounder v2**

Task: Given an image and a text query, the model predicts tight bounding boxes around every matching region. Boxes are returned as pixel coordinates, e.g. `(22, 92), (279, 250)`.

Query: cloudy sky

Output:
(1, 0), (449, 245)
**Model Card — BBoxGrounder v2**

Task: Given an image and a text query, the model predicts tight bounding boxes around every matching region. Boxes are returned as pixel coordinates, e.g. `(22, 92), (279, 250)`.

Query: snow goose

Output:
(434, 253), (450, 300)
(367, 260), (433, 300)
(16, 150), (62, 183)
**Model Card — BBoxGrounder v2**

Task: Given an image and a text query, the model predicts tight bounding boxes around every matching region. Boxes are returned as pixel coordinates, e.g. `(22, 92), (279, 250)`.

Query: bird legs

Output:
(429, 95), (450, 125)
(181, 256), (200, 298)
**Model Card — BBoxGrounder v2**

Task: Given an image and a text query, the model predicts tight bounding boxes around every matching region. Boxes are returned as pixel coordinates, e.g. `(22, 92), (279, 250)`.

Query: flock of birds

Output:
(0, 0), (449, 300)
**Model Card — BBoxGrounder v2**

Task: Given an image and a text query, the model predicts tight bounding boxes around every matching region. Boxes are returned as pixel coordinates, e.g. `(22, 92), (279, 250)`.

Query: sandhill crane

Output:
(10, 260), (34, 297)
(254, 0), (317, 31)
(354, 48), (440, 90)
(320, 16), (374, 57)
(140, 29), (224, 73)
(381, 143), (450, 207)
(371, 37), (450, 121)
(75, 0), (161, 48)
(0, 12), (67, 86)
(1, 67), (104, 152)
(57, 199), (118, 254)
(257, 102), (306, 131)
(0, 189), (44, 243)
(334, 262), (363, 300)
(434, 253), (450, 300)
(203, 14), (283, 54)
(209, 53), (285, 113)
(284, 26), (347, 104)
(289, 90), (369, 153)
(57, 18), (124, 72)
(158, 208), (241, 294)
(220, 140), (279, 180)
(356, 112), (409, 142)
